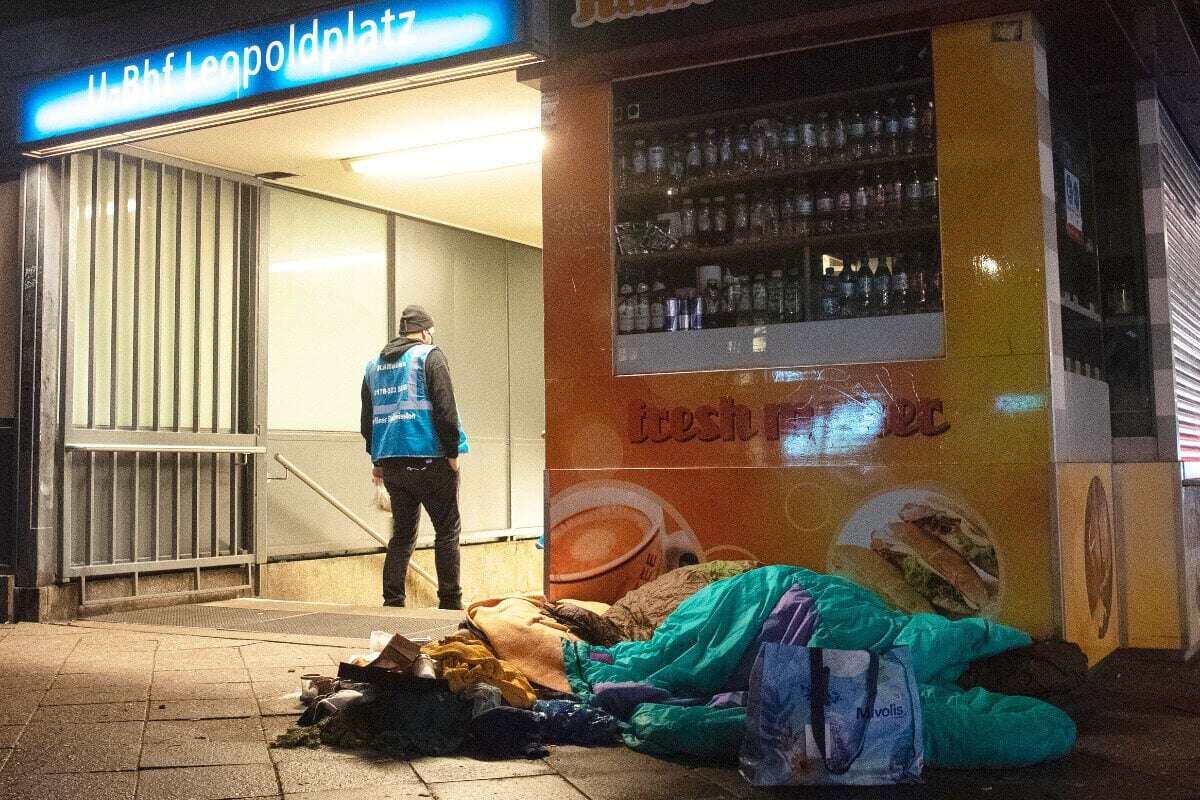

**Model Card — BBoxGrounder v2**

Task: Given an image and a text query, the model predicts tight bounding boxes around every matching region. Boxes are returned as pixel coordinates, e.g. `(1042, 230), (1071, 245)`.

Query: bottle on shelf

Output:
(703, 280), (722, 329)
(800, 112), (818, 167)
(677, 289), (692, 331)
(884, 97), (901, 157)
(733, 193), (751, 245)
(867, 104), (885, 159)
(615, 140), (631, 191)
(721, 270), (737, 327)
(767, 121), (786, 172)
(820, 265), (839, 320)
(751, 123), (769, 174)
(904, 168), (924, 223)
(680, 198), (697, 249)
(768, 268), (785, 323)
(797, 181), (815, 237)
(873, 252), (893, 316)
(909, 253), (928, 311)
(668, 136), (687, 190)
(686, 132), (703, 180)
(873, 170), (890, 230)
(816, 111), (833, 164)
(780, 191), (797, 238)
(752, 272), (769, 325)
(703, 128), (721, 179)
(836, 182), (853, 233)
(930, 258), (943, 309)
(617, 274), (635, 334)
(855, 252), (874, 316)
(852, 169), (871, 233)
(816, 185), (836, 235)
(719, 127), (735, 177)
(650, 271), (667, 331)
(784, 266), (804, 322)
(848, 107), (867, 161)
(832, 109), (849, 163)
(902, 94), (920, 156)
(649, 137), (668, 188)
(765, 195), (781, 239)
(838, 259), (856, 318)
(888, 170), (905, 226)
(921, 96), (936, 153)
(697, 198), (713, 248)
(713, 196), (731, 246)
(736, 274), (754, 326)
(735, 124), (753, 175)
(750, 195), (767, 241)
(892, 251), (909, 313)
(635, 276), (651, 332)
(923, 173), (939, 223)
(632, 139), (649, 188)
(782, 116), (801, 171)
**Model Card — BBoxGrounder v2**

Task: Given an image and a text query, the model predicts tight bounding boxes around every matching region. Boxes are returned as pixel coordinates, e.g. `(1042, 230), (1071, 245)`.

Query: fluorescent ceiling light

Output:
(346, 127), (543, 178)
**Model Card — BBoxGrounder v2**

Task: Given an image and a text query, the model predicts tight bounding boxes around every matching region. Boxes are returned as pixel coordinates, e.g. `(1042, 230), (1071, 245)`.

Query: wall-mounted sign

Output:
(21, 0), (522, 143)
(627, 396), (948, 444)
(571, 0), (715, 28)
(1063, 167), (1084, 242)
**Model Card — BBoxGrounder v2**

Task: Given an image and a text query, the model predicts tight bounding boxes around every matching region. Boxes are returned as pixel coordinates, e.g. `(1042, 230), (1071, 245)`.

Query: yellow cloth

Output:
(422, 635), (537, 709)
(466, 594), (607, 694)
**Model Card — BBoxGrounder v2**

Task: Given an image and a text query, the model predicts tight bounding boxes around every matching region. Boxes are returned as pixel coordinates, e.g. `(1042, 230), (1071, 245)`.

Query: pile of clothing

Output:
(273, 561), (1083, 776)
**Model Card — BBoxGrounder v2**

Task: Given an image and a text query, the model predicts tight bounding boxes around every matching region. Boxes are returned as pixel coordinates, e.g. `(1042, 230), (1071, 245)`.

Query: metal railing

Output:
(272, 453), (438, 590)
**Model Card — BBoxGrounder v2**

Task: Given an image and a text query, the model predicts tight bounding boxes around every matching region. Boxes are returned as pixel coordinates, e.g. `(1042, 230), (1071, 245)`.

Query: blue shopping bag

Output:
(741, 644), (924, 786)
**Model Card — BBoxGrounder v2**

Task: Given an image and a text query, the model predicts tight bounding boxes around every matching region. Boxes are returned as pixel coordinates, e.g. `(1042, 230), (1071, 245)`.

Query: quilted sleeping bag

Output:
(562, 565), (1076, 769)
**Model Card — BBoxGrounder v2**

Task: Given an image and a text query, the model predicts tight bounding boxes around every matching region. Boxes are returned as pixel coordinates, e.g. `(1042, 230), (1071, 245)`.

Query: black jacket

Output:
(361, 337), (462, 460)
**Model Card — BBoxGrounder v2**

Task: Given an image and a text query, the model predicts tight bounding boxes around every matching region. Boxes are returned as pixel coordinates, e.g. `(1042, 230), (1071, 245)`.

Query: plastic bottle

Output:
(751, 272), (769, 325)
(883, 98), (901, 157)
(902, 95), (920, 155)
(784, 267), (804, 322)
(632, 139), (649, 187)
(848, 108), (867, 161)
(768, 269), (785, 322)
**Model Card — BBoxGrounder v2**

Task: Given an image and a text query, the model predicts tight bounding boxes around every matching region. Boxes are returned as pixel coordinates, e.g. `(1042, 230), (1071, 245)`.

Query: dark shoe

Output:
(383, 599), (406, 608)
(438, 599), (464, 611)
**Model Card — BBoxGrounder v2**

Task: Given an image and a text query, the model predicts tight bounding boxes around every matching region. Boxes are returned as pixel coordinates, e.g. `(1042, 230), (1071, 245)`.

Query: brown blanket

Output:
(602, 560), (761, 641)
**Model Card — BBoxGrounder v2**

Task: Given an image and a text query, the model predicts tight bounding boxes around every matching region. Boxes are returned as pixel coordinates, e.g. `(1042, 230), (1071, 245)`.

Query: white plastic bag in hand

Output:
(373, 479), (391, 513)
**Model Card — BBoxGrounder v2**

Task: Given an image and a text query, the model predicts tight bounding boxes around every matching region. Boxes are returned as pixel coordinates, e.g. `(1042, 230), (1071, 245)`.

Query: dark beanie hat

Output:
(399, 305), (435, 334)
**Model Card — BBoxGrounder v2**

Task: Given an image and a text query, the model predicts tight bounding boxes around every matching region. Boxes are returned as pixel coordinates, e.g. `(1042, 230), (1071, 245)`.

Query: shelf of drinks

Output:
(616, 152), (936, 205)
(614, 312), (944, 376)
(613, 77), (933, 138)
(617, 223), (940, 267)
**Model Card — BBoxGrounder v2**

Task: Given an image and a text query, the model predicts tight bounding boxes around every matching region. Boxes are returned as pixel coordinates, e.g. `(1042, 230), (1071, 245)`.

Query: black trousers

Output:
(379, 457), (462, 609)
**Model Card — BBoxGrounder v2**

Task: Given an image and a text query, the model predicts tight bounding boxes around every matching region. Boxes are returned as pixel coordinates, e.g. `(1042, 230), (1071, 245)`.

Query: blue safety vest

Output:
(365, 344), (468, 462)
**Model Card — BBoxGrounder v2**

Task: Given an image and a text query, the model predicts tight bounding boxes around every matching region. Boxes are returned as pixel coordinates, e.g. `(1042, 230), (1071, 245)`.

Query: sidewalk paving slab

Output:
(2, 720), (144, 773)
(150, 682), (256, 701)
(0, 769), (138, 800)
(133, 763), (280, 800)
(275, 754), (424, 794)
(409, 755), (554, 783)
(148, 699), (260, 720)
(141, 717), (271, 767)
(31, 701), (148, 724)
(429, 774), (588, 800)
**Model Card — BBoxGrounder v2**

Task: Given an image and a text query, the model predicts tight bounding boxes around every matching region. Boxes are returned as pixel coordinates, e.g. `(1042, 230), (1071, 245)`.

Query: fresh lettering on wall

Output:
(627, 397), (949, 444)
(21, 0), (520, 142)
(571, 0), (715, 28)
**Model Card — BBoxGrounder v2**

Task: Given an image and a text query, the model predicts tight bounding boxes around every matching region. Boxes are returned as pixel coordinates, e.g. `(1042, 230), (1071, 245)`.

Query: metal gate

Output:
(58, 149), (263, 588)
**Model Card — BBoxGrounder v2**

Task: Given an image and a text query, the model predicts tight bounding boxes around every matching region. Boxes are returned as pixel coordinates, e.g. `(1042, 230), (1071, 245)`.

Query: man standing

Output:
(361, 305), (468, 610)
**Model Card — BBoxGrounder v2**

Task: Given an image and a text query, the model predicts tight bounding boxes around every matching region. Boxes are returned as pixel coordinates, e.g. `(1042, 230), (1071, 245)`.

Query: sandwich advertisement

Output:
(546, 464), (1057, 638)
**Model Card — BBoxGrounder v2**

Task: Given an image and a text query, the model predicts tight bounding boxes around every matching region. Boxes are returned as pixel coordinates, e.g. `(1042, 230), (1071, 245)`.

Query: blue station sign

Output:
(21, 0), (523, 143)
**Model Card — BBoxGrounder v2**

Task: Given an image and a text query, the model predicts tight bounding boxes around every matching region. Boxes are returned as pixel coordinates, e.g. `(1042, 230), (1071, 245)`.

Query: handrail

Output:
(272, 453), (439, 591)
(65, 443), (267, 454)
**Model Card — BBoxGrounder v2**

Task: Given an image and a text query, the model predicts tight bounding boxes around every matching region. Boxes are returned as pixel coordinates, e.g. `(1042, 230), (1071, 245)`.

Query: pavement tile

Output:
(51, 671), (153, 690)
(429, 775), (587, 800)
(32, 701), (147, 724)
(689, 768), (781, 800)
(0, 729), (20, 749)
(248, 665), (335, 684)
(151, 683), (255, 701)
(252, 679), (306, 700)
(148, 699), (260, 720)
(238, 644), (341, 667)
(257, 695), (306, 717)
(545, 745), (680, 777)
(0, 697), (42, 727)
(282, 787), (430, 800)
(153, 669), (251, 686)
(40, 686), (151, 705)
(155, 649), (246, 672)
(275, 755), (422, 794)
(142, 719), (270, 767)
(60, 653), (156, 673)
(3, 673), (55, 690)
(3, 721), (143, 773)
(410, 756), (554, 783)
(134, 763), (280, 800)
(0, 768), (138, 800)
(149, 636), (247, 651)
(559, 768), (736, 800)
